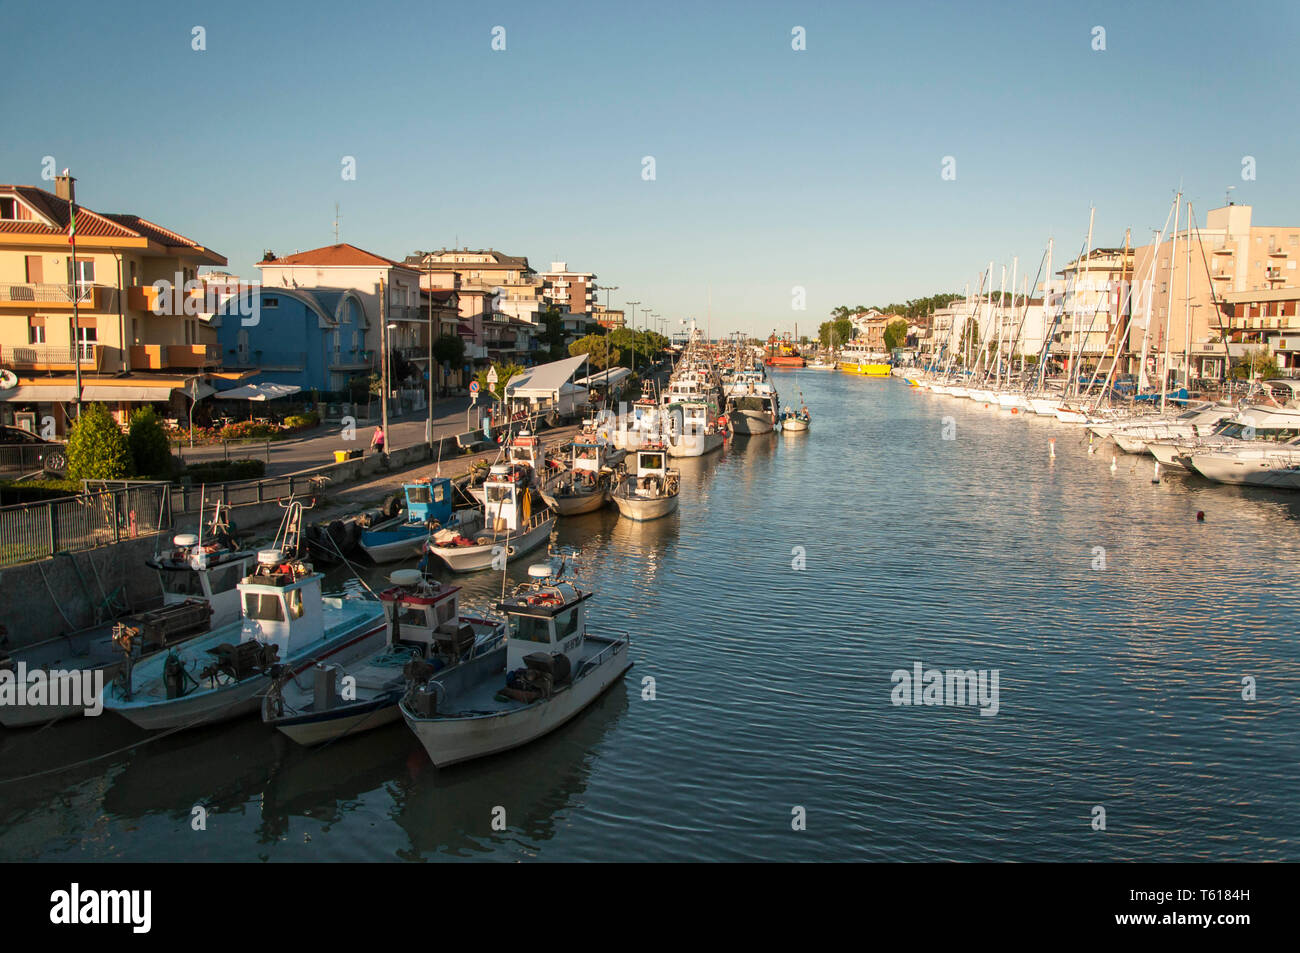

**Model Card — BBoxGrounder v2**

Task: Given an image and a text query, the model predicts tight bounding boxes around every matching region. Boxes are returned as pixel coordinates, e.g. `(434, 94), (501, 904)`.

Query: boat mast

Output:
(1163, 192), (1182, 413)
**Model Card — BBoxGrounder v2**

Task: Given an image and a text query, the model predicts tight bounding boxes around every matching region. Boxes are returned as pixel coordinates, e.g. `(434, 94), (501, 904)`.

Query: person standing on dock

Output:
(370, 425), (386, 456)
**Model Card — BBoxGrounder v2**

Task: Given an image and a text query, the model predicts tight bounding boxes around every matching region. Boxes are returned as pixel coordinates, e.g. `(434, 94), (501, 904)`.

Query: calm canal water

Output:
(2, 372), (1297, 861)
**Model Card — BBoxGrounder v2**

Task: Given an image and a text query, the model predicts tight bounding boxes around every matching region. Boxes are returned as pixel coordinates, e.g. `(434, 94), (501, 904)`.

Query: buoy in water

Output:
(1196, 511), (1206, 522)
(1152, 462), (1161, 482)
(1110, 456), (1118, 473)
(1049, 438), (1056, 459)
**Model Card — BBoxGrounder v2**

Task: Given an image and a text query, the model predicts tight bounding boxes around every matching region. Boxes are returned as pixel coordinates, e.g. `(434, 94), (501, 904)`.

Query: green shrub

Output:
(0, 479), (82, 505)
(283, 411), (321, 431)
(183, 458), (267, 483)
(128, 406), (174, 478)
(66, 403), (132, 481)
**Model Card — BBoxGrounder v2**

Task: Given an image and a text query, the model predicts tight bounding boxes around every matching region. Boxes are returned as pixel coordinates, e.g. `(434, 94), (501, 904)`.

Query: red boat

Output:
(764, 333), (805, 368)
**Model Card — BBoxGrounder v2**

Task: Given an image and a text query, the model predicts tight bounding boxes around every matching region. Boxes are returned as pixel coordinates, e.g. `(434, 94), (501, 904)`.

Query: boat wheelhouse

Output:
(424, 464), (555, 572)
(611, 442), (680, 521)
(359, 478), (456, 563)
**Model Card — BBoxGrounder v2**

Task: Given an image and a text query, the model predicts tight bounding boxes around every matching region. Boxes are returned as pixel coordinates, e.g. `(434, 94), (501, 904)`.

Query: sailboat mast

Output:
(1163, 192), (1182, 413)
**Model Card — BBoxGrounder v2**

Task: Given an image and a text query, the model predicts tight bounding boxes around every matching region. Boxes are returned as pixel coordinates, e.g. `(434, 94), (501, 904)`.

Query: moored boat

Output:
(399, 553), (632, 767)
(611, 442), (680, 521)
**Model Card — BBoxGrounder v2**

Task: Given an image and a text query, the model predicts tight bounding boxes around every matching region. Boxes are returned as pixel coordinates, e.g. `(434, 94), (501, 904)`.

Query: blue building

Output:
(212, 287), (374, 395)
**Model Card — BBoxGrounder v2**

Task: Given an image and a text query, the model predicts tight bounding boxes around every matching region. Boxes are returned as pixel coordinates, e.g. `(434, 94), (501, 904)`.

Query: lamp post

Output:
(626, 299), (640, 375)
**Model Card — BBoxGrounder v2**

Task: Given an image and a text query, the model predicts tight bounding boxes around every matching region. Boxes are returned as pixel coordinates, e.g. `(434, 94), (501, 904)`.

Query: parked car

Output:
(0, 425), (67, 475)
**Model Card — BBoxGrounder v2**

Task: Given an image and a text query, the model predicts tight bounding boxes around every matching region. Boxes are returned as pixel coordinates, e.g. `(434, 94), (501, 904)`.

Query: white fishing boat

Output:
(424, 465), (554, 572)
(780, 403), (811, 432)
(612, 442), (680, 521)
(147, 502), (257, 628)
(103, 549), (387, 731)
(399, 553), (632, 767)
(540, 427), (622, 516)
(262, 568), (505, 745)
(725, 370), (780, 434)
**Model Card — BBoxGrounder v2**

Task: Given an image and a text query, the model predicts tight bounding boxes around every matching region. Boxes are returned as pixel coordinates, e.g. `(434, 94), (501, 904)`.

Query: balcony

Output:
(0, 282), (118, 312)
(127, 285), (207, 316)
(130, 344), (220, 369)
(0, 343), (99, 369)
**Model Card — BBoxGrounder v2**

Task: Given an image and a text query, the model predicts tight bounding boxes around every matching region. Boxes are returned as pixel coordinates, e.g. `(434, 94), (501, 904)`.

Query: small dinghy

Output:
(399, 551), (632, 767)
(263, 568), (505, 746)
(780, 405), (811, 432)
(611, 442), (679, 521)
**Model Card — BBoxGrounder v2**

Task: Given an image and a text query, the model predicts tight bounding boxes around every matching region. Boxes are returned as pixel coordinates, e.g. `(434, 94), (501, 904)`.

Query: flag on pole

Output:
(67, 204), (76, 244)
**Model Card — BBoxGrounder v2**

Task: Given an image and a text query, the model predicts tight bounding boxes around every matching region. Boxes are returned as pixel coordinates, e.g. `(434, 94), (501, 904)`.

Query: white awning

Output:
(574, 366), (632, 388)
(217, 382), (303, 401)
(505, 354), (589, 398)
(0, 384), (79, 402)
(81, 385), (180, 402)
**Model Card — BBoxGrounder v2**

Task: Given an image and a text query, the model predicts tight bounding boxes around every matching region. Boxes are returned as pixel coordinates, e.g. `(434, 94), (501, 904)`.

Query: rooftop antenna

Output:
(333, 203), (341, 242)
(1225, 185), (1236, 206)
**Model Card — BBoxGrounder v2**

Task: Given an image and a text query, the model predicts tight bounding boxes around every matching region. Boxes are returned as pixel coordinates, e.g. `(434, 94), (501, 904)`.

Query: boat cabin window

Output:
(510, 614), (553, 644)
(245, 591), (284, 622)
(554, 607), (580, 641)
(487, 485), (515, 504)
(407, 485), (432, 504)
(435, 600), (456, 626)
(159, 569), (203, 595)
(640, 453), (665, 469)
(286, 589), (305, 620)
(208, 562), (244, 595)
(433, 483), (446, 503)
(395, 604), (428, 627)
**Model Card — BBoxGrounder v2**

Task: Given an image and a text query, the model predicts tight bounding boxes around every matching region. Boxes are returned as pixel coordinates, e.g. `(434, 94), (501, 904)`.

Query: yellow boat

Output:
(835, 343), (892, 376)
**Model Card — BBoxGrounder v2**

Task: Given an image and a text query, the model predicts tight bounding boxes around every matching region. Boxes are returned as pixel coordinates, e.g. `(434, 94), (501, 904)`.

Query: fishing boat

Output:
(466, 430), (552, 503)
(725, 369), (780, 434)
(423, 465), (555, 572)
(399, 552), (632, 767)
(102, 504), (387, 731)
(611, 442), (680, 521)
(764, 332), (806, 368)
(0, 599), (213, 728)
(147, 502), (257, 628)
(780, 404), (811, 432)
(358, 478), (457, 563)
(539, 429), (622, 516)
(262, 568), (505, 745)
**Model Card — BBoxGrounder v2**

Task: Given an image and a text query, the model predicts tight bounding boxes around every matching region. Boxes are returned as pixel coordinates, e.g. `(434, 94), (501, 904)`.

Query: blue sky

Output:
(2, 0), (1297, 336)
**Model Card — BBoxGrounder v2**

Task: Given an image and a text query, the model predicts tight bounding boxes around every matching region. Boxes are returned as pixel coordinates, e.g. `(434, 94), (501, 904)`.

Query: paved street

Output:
(173, 396), (487, 476)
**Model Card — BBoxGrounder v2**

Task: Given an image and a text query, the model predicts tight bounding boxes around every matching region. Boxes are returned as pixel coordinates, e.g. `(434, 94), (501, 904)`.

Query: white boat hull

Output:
(403, 639), (632, 767)
(539, 487), (609, 515)
(666, 429), (725, 457)
(426, 517), (555, 572)
(612, 491), (679, 521)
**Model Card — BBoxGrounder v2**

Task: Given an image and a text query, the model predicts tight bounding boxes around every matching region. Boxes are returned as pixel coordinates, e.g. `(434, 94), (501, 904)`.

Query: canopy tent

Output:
(217, 382), (303, 401)
(574, 366), (632, 388)
(504, 354), (589, 399)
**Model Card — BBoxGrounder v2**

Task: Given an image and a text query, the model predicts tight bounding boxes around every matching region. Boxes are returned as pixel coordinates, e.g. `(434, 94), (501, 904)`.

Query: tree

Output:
(539, 307), (567, 360)
(476, 361), (524, 402)
(883, 319), (909, 352)
(67, 403), (133, 481)
(127, 406), (173, 479)
(1231, 348), (1279, 380)
(433, 334), (466, 368)
(569, 333), (617, 369)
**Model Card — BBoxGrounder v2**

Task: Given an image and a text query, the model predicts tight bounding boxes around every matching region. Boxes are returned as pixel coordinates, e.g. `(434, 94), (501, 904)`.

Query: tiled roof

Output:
(0, 185), (224, 262)
(265, 243), (414, 269)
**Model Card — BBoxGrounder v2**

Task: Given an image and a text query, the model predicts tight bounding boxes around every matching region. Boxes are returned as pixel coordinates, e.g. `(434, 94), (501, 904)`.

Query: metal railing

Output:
(0, 441), (66, 474)
(0, 484), (172, 568)
(0, 343), (97, 365)
(0, 282), (93, 303)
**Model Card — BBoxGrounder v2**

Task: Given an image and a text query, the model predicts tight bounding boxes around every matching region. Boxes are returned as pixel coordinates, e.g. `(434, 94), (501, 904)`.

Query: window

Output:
(0, 197), (16, 220)
(510, 614), (552, 644)
(263, 297), (278, 308)
(28, 320), (44, 345)
(244, 592), (284, 622)
(160, 569), (204, 596)
(554, 607), (580, 641)
(236, 330), (250, 363)
(286, 589), (304, 619)
(487, 485), (513, 503)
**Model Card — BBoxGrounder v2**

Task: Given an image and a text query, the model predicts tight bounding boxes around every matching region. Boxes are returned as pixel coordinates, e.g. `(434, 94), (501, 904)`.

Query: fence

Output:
(0, 483), (172, 568)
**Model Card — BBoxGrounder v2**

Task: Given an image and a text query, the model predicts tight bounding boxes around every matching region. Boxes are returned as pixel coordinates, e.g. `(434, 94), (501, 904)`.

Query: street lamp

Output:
(626, 300), (640, 375)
